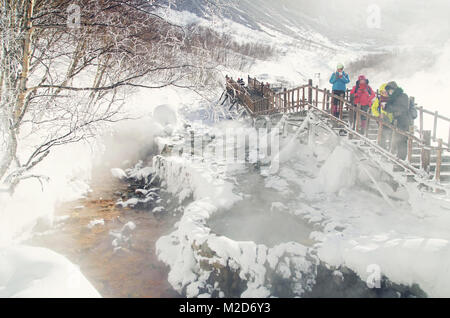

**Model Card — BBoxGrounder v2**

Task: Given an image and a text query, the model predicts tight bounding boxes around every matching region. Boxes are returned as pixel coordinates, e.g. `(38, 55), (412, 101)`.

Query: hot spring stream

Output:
(208, 166), (318, 247)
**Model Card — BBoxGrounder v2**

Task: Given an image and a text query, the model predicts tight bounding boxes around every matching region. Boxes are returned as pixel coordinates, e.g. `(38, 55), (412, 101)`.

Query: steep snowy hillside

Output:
(165, 0), (381, 45)
(165, 0), (449, 46)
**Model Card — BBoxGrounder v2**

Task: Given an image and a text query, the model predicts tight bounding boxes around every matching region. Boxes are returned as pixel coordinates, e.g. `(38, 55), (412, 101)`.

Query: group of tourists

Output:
(329, 63), (417, 160)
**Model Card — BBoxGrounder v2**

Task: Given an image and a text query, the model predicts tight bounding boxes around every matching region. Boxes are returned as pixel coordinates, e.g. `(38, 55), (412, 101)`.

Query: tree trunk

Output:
(15, 0), (36, 122)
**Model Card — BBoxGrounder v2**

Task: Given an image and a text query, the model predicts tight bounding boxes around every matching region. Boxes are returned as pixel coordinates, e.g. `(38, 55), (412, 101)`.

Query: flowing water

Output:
(28, 160), (181, 298)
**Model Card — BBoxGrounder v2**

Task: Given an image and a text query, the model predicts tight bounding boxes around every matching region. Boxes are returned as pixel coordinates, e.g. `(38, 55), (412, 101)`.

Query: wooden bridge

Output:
(225, 75), (450, 185)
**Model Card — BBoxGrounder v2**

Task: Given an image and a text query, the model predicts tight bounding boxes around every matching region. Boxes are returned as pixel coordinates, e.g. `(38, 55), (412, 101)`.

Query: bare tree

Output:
(0, 0), (275, 193)
(0, 0), (217, 193)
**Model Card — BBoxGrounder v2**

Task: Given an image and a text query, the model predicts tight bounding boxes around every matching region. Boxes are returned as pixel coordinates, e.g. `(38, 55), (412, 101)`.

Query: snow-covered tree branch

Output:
(0, 0), (219, 193)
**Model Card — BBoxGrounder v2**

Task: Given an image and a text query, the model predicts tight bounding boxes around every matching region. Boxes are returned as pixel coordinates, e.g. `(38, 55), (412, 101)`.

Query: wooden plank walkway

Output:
(225, 75), (450, 184)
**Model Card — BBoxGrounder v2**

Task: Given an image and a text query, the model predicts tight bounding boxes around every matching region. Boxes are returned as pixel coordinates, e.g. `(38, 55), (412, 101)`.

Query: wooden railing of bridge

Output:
(225, 76), (450, 183)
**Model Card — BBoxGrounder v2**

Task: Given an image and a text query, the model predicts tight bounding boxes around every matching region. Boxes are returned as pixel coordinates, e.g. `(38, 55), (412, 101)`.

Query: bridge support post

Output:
(271, 91), (275, 110)
(419, 106), (424, 137)
(322, 89), (327, 111)
(292, 89), (295, 110)
(433, 111), (438, 141)
(436, 138), (443, 182)
(302, 87), (305, 109)
(447, 126), (450, 149)
(355, 104), (361, 134)
(190, 130), (195, 156)
(377, 119), (384, 146)
(365, 117), (370, 138)
(422, 130), (431, 172)
(315, 85), (319, 108)
(390, 120), (398, 154)
(308, 79), (313, 107)
(407, 136), (413, 163)
(348, 103), (355, 130)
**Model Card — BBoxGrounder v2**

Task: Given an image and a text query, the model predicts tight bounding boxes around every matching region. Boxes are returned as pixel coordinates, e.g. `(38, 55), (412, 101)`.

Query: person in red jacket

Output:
(350, 75), (376, 134)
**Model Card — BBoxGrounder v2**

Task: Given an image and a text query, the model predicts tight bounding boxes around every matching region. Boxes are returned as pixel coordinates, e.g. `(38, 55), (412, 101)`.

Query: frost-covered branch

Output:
(0, 0), (219, 193)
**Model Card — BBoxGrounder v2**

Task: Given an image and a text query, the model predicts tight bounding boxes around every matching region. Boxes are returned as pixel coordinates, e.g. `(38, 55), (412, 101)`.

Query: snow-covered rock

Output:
(87, 219), (105, 229)
(111, 168), (127, 180)
(109, 221), (136, 252)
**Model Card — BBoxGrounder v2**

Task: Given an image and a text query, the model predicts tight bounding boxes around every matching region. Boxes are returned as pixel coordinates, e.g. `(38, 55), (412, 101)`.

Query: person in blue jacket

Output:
(329, 63), (350, 118)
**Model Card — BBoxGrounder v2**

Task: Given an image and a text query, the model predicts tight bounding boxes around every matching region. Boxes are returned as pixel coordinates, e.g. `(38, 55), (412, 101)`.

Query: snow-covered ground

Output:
(0, 245), (100, 297)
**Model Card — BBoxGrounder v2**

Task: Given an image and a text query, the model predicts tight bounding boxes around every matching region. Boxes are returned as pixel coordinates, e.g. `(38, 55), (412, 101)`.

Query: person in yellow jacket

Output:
(371, 83), (393, 122)
(371, 83), (393, 149)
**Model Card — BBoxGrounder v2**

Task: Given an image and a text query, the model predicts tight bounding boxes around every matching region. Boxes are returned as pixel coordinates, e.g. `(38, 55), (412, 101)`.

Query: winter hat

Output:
(337, 63), (344, 70)
(385, 81), (398, 91)
(358, 75), (367, 81)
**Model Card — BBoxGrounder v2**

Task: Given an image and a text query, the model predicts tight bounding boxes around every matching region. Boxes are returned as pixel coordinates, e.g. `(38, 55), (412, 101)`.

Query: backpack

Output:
(353, 80), (372, 95)
(351, 80), (372, 104)
(409, 98), (418, 120)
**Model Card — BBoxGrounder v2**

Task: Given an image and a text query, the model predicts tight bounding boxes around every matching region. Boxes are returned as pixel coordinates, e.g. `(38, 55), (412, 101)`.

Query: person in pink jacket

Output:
(350, 75), (376, 134)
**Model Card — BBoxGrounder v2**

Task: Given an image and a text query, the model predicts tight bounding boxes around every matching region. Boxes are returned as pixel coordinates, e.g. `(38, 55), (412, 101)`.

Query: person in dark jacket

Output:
(329, 63), (350, 118)
(384, 81), (410, 160)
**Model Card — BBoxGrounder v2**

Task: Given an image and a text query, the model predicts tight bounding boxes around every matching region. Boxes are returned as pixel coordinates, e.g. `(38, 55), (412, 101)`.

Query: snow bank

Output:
(153, 155), (240, 206)
(154, 154), (241, 296)
(318, 233), (450, 297)
(317, 145), (357, 193)
(0, 245), (100, 298)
